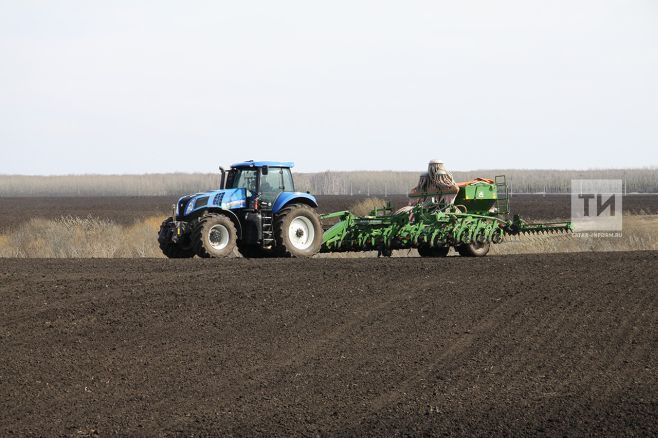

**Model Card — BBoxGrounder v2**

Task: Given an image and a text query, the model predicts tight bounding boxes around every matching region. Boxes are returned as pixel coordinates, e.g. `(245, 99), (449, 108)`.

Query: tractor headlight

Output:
(184, 199), (196, 216)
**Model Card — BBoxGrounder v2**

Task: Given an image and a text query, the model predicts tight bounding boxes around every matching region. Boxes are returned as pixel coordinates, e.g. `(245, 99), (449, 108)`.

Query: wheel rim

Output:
(288, 216), (315, 250)
(208, 224), (230, 250)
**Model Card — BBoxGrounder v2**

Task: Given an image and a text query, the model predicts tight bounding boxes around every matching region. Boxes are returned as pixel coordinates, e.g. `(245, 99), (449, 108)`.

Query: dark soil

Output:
(1, 252), (656, 436)
(1, 194), (656, 232)
(0, 196), (174, 231)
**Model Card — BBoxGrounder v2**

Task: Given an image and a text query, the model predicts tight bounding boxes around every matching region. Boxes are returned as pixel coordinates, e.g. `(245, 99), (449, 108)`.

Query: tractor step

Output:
(261, 209), (275, 246)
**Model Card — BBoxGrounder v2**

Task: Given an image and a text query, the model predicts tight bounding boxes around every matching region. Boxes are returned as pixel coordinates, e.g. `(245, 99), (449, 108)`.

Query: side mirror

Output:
(261, 166), (269, 175)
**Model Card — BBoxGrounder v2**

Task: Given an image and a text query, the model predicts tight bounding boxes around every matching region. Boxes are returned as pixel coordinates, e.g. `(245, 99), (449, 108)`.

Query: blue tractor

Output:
(158, 161), (323, 258)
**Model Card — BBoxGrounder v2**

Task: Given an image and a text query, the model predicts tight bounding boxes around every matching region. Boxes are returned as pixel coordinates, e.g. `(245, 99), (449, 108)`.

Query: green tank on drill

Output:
(320, 175), (572, 257)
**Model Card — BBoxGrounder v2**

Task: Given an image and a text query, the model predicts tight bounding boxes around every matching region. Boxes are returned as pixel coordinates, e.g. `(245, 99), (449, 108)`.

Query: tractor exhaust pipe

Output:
(219, 166), (226, 189)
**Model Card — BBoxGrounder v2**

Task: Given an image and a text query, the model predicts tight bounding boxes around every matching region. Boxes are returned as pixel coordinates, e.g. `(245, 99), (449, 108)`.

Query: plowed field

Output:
(1, 252), (656, 435)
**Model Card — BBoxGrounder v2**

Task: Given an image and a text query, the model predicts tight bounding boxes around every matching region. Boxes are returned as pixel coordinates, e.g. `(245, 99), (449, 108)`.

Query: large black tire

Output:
(418, 245), (450, 257)
(456, 242), (490, 257)
(191, 214), (238, 258)
(158, 218), (195, 258)
(274, 204), (323, 257)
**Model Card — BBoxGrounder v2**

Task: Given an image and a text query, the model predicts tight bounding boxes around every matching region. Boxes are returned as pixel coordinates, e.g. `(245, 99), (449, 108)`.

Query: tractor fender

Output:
(272, 192), (318, 214)
(192, 208), (243, 239)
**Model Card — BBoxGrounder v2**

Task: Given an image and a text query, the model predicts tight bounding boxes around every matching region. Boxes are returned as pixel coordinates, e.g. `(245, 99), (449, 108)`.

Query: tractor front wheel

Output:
(456, 242), (490, 257)
(274, 204), (323, 257)
(191, 214), (238, 258)
(158, 218), (195, 258)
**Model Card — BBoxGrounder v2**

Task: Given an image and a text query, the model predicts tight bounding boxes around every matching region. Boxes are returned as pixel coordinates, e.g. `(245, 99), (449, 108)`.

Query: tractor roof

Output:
(231, 160), (294, 169)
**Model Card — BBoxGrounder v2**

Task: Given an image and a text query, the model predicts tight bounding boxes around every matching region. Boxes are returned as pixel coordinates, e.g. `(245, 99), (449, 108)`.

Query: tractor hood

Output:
(177, 188), (249, 217)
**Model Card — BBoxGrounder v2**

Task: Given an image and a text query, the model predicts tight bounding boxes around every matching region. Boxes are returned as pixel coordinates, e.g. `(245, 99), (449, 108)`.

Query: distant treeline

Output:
(0, 169), (655, 196)
(296, 169), (658, 195)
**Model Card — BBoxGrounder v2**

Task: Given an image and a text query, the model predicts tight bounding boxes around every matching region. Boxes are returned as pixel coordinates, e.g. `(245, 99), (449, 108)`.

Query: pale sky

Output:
(1, 0), (657, 174)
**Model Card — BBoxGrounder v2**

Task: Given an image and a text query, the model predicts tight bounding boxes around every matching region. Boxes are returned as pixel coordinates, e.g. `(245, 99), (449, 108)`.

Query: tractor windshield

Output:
(260, 167), (295, 202)
(226, 168), (258, 193)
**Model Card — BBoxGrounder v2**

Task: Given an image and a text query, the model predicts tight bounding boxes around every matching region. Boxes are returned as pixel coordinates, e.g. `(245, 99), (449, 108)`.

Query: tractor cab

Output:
(225, 161), (295, 205)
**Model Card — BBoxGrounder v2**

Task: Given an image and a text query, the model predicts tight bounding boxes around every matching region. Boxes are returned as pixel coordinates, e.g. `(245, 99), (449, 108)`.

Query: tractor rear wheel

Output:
(418, 246), (450, 257)
(274, 204), (323, 257)
(456, 242), (490, 257)
(191, 213), (238, 258)
(158, 218), (194, 258)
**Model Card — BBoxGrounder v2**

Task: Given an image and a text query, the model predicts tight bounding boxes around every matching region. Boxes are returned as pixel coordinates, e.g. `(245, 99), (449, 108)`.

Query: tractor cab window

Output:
(259, 167), (295, 202)
(282, 168), (294, 191)
(226, 168), (258, 194)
